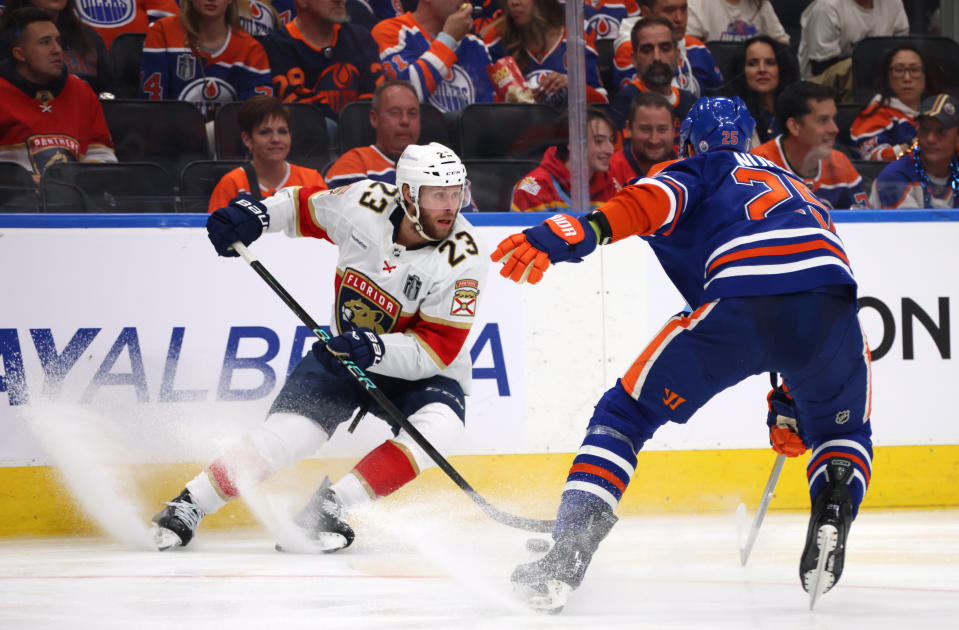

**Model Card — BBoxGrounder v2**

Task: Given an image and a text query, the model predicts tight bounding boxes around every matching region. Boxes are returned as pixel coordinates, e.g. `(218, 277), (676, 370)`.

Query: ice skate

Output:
(511, 510), (617, 613)
(275, 478), (354, 553)
(151, 489), (205, 551)
(800, 457), (855, 608)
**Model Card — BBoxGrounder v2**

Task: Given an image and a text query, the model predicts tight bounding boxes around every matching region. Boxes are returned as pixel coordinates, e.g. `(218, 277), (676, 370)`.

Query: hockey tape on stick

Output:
(230, 241), (555, 533)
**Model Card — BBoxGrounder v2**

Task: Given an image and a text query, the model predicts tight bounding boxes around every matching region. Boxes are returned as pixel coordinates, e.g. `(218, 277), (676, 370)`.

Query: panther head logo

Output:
(341, 299), (387, 334)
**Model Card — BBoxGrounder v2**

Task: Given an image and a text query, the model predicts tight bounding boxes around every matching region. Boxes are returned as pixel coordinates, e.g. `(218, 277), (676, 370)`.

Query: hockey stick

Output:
(739, 453), (785, 565)
(231, 241), (555, 533)
(739, 372), (787, 565)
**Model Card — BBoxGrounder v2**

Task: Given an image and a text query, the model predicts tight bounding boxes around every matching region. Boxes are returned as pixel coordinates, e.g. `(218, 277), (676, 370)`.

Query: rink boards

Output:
(1, 211), (957, 536)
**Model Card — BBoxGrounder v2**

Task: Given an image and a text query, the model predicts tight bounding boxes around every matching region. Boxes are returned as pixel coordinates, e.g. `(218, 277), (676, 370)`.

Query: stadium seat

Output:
(705, 41), (743, 79)
(0, 162), (40, 212)
(770, 0), (812, 54)
(335, 102), (451, 154)
(835, 102), (865, 156)
(463, 158), (540, 212)
(101, 99), (209, 177)
(852, 159), (888, 199)
(459, 103), (560, 160)
(215, 102), (332, 170)
(108, 33), (146, 99)
(41, 162), (177, 212)
(852, 36), (959, 103)
(179, 160), (247, 212)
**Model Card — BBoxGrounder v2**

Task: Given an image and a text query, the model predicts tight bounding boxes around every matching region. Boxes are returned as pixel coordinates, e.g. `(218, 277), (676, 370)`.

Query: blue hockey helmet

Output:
(678, 96), (756, 157)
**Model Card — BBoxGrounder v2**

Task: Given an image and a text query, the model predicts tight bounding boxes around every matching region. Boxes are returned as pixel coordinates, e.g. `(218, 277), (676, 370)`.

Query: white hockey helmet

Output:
(395, 142), (467, 240)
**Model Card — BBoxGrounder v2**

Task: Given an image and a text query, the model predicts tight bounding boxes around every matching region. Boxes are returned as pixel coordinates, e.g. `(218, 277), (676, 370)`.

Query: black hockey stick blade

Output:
(231, 242), (554, 533)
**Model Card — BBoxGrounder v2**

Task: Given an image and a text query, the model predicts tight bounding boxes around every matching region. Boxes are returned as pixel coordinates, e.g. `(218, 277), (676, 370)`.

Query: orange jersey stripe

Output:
(706, 239), (851, 275)
(568, 462), (627, 493)
(808, 451), (871, 486)
(598, 182), (673, 242)
(621, 301), (715, 396)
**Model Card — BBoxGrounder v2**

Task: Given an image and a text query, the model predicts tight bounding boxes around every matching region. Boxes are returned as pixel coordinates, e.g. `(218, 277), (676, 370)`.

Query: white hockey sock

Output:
(331, 472), (375, 514)
(186, 472), (228, 515)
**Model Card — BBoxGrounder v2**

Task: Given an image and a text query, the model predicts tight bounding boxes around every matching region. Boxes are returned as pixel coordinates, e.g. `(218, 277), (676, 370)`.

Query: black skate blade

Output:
(805, 524), (839, 609)
(274, 532), (349, 554)
(151, 524), (185, 551)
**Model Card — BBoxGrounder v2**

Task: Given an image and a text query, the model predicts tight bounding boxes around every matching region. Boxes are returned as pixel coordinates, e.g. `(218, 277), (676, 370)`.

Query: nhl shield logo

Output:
(337, 269), (400, 334)
(404, 274), (422, 301)
(835, 410), (850, 425)
(177, 54), (197, 81)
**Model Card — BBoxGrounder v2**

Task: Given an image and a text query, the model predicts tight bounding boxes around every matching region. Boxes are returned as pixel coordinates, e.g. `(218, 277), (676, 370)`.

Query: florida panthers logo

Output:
(76, 0), (136, 27)
(429, 65), (477, 113)
(337, 269), (400, 334)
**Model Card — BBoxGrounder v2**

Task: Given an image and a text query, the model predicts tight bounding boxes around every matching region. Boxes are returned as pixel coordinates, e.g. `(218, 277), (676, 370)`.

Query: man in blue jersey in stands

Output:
(491, 96), (874, 613)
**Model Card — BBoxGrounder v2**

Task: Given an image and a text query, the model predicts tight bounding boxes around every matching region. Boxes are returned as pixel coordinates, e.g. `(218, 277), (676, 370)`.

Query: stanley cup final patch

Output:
(450, 279), (479, 316)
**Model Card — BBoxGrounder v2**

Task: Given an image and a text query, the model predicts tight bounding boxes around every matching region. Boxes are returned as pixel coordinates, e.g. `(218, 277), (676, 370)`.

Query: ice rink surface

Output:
(1, 506), (956, 630)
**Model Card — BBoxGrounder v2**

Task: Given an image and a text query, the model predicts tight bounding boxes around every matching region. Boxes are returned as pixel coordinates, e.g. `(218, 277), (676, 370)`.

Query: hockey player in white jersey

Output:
(151, 143), (488, 552)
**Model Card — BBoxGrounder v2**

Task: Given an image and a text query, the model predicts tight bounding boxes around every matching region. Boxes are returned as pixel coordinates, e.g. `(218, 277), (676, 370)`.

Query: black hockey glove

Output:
(206, 196), (270, 257)
(313, 328), (385, 379)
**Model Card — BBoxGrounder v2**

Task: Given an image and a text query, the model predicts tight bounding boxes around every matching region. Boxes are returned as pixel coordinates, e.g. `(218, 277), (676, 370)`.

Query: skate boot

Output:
(151, 489), (205, 551)
(511, 509), (618, 613)
(800, 457), (855, 608)
(276, 478), (354, 553)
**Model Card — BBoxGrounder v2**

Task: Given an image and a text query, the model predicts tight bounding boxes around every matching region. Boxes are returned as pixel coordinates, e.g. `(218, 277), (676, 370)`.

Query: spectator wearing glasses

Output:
(850, 43), (932, 161)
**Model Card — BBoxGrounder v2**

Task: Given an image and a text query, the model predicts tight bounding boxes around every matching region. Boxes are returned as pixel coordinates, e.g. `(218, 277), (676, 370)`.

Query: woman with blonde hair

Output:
(139, 0), (273, 121)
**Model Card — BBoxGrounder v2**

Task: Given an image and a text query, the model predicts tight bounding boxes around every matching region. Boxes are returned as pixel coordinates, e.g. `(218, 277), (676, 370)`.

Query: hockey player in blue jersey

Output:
(492, 96), (873, 613)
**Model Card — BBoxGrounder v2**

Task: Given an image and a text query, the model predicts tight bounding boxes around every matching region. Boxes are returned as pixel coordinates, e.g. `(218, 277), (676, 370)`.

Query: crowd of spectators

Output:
(0, 0), (957, 212)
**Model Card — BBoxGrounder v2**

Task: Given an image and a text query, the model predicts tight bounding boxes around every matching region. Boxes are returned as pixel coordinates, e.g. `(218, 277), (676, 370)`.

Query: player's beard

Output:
(641, 61), (674, 89)
(421, 211), (457, 241)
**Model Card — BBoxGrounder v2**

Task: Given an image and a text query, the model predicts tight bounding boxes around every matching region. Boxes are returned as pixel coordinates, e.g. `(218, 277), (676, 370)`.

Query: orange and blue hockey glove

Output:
(766, 386), (807, 457)
(490, 214), (598, 284)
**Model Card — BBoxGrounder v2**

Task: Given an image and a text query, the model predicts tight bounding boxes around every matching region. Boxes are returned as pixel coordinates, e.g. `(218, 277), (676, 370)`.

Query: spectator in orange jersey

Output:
(850, 43), (937, 162)
(608, 16), (696, 146)
(609, 92), (675, 187)
(208, 95), (326, 211)
(511, 107), (619, 212)
(753, 81), (868, 209)
(325, 79), (420, 188)
(613, 0), (723, 97)
(0, 0), (113, 95)
(73, 0), (178, 48)
(259, 0), (383, 122)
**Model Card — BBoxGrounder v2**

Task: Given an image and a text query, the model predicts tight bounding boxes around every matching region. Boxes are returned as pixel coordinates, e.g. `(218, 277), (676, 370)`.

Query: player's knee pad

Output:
(254, 412), (330, 470)
(393, 402), (464, 472)
(207, 413), (330, 499)
(587, 381), (668, 450)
